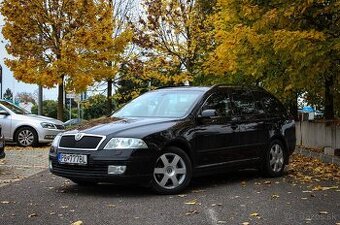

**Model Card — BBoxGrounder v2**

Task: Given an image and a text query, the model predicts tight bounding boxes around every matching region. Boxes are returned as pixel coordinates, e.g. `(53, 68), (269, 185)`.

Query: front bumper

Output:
(38, 128), (64, 143)
(49, 148), (156, 184)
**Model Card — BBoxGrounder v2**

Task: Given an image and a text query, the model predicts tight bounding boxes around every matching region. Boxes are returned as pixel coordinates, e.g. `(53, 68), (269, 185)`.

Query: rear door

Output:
(229, 89), (268, 160)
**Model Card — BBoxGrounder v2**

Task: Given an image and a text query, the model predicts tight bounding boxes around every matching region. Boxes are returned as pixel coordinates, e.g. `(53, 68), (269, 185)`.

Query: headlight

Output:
(41, 122), (56, 129)
(104, 138), (148, 150)
(51, 134), (62, 147)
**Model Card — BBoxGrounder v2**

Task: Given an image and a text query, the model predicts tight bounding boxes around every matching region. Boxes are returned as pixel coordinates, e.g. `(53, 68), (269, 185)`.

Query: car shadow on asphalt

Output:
(54, 169), (286, 197)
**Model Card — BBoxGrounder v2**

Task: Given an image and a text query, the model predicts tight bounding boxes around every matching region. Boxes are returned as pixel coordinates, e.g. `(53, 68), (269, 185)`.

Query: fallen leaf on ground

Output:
(191, 189), (205, 193)
(271, 194), (280, 199)
(28, 213), (38, 218)
(312, 185), (338, 191)
(184, 200), (198, 205)
(185, 210), (199, 216)
(177, 194), (187, 198)
(71, 221), (83, 225)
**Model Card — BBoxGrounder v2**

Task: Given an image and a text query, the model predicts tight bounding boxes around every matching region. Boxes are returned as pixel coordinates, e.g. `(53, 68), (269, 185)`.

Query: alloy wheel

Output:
(18, 129), (35, 146)
(269, 143), (284, 172)
(153, 153), (187, 190)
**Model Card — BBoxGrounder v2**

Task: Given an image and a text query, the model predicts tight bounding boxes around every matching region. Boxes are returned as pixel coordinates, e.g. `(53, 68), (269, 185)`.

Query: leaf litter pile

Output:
(287, 154), (340, 185)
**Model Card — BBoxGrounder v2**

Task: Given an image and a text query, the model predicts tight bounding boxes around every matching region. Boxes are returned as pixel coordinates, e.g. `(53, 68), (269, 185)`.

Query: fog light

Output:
(45, 135), (56, 140)
(108, 165), (126, 175)
(49, 160), (53, 170)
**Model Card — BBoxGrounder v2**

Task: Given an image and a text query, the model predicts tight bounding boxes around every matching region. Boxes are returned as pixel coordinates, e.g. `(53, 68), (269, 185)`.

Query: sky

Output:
(0, 6), (57, 101)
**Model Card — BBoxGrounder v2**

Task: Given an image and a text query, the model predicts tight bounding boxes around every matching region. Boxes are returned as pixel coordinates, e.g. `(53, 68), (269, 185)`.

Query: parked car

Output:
(64, 118), (85, 127)
(0, 100), (65, 147)
(0, 125), (5, 159)
(49, 85), (296, 194)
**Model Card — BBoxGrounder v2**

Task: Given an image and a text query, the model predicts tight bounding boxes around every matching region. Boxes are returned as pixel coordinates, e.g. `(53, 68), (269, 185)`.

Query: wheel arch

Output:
(164, 139), (195, 166)
(268, 135), (289, 164)
(13, 125), (39, 142)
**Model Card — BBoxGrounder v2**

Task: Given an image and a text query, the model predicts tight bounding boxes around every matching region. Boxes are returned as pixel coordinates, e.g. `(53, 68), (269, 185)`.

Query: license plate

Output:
(58, 153), (87, 165)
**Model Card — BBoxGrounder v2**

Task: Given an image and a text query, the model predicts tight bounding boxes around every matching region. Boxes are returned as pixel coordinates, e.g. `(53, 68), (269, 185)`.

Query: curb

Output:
(295, 147), (340, 166)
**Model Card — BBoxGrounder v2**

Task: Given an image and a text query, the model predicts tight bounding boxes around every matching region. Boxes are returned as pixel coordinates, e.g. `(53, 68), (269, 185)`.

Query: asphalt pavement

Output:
(0, 168), (339, 225)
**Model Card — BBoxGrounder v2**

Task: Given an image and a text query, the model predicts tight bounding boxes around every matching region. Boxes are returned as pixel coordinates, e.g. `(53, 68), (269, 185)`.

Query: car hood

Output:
(64, 117), (179, 137)
(17, 114), (64, 125)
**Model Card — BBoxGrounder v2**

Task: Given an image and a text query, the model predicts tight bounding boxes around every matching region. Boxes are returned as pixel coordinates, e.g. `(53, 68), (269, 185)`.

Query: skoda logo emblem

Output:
(75, 133), (85, 141)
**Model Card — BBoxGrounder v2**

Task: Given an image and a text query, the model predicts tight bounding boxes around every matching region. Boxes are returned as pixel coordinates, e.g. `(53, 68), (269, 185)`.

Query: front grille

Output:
(56, 124), (65, 130)
(59, 135), (104, 149)
(52, 160), (108, 176)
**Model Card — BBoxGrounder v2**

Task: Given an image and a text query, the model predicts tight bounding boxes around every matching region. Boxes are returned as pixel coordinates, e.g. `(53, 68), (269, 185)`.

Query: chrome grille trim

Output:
(58, 134), (106, 151)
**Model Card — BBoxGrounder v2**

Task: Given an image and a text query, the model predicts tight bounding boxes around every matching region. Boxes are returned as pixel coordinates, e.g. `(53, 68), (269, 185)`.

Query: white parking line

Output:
(206, 208), (219, 225)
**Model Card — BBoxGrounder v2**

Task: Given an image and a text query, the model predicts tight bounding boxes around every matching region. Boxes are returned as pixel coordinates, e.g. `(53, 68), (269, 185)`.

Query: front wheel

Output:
(16, 127), (38, 147)
(151, 147), (192, 194)
(262, 140), (286, 177)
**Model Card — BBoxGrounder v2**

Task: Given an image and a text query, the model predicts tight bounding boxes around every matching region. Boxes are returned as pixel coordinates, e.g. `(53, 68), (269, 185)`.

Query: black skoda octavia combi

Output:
(49, 85), (296, 194)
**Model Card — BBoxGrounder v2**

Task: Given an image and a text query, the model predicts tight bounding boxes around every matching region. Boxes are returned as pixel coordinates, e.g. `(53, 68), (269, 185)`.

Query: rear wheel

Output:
(263, 140), (286, 177)
(15, 127), (38, 147)
(151, 147), (192, 194)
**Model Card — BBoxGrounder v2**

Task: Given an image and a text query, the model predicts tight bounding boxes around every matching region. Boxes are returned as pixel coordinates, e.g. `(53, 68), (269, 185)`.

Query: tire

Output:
(262, 139), (286, 177)
(71, 179), (97, 186)
(151, 146), (192, 195)
(15, 127), (38, 147)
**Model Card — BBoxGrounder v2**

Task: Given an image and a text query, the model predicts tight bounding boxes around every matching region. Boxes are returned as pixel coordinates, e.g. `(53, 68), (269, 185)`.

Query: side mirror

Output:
(0, 110), (9, 116)
(199, 109), (217, 119)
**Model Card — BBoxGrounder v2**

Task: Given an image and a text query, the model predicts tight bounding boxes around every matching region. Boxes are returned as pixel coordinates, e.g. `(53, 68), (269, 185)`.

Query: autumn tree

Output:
(206, 0), (340, 119)
(1, 0), (120, 120)
(16, 92), (36, 105)
(134, 0), (216, 85)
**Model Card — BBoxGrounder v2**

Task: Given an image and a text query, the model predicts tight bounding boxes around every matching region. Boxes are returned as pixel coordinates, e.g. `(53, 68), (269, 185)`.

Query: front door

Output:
(0, 106), (12, 140)
(193, 92), (240, 166)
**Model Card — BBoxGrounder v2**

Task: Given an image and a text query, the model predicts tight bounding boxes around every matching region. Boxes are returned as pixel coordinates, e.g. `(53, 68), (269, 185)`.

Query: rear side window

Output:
(255, 91), (286, 118)
(230, 90), (266, 120)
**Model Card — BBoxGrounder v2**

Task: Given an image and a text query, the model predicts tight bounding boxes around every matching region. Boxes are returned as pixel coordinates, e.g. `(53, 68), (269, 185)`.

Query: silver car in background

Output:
(0, 100), (65, 147)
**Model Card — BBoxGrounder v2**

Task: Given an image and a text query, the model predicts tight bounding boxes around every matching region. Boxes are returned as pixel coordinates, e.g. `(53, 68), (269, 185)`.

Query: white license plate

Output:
(58, 153), (87, 165)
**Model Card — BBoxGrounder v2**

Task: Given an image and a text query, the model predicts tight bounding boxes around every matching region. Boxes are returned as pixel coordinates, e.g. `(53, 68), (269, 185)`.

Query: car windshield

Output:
(0, 101), (28, 115)
(113, 90), (203, 118)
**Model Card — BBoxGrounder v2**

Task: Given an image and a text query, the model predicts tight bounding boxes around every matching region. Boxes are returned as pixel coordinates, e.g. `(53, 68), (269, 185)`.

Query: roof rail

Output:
(210, 83), (267, 91)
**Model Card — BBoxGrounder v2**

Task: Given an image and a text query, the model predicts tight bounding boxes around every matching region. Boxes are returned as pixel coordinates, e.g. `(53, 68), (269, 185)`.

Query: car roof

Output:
(156, 86), (211, 92)
(155, 85), (266, 93)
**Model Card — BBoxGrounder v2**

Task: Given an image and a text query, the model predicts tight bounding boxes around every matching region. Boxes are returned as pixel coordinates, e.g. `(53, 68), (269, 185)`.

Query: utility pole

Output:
(38, 85), (43, 115)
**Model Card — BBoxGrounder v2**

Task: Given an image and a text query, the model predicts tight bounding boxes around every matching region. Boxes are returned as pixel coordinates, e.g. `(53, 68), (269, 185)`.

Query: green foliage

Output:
(83, 94), (115, 120)
(31, 100), (69, 121)
(3, 88), (13, 101)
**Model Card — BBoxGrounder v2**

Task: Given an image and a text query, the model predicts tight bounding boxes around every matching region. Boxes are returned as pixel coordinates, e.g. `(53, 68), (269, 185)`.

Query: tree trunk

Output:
(107, 78), (113, 115)
(57, 76), (64, 121)
(324, 74), (334, 120)
(38, 85), (43, 115)
(288, 92), (299, 120)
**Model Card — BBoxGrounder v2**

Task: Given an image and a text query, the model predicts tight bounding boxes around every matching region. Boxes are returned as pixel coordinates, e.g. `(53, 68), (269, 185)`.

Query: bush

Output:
(83, 94), (115, 120)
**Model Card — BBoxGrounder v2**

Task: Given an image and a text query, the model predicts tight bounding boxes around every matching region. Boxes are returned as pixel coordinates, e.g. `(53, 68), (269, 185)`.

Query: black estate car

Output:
(49, 85), (296, 194)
